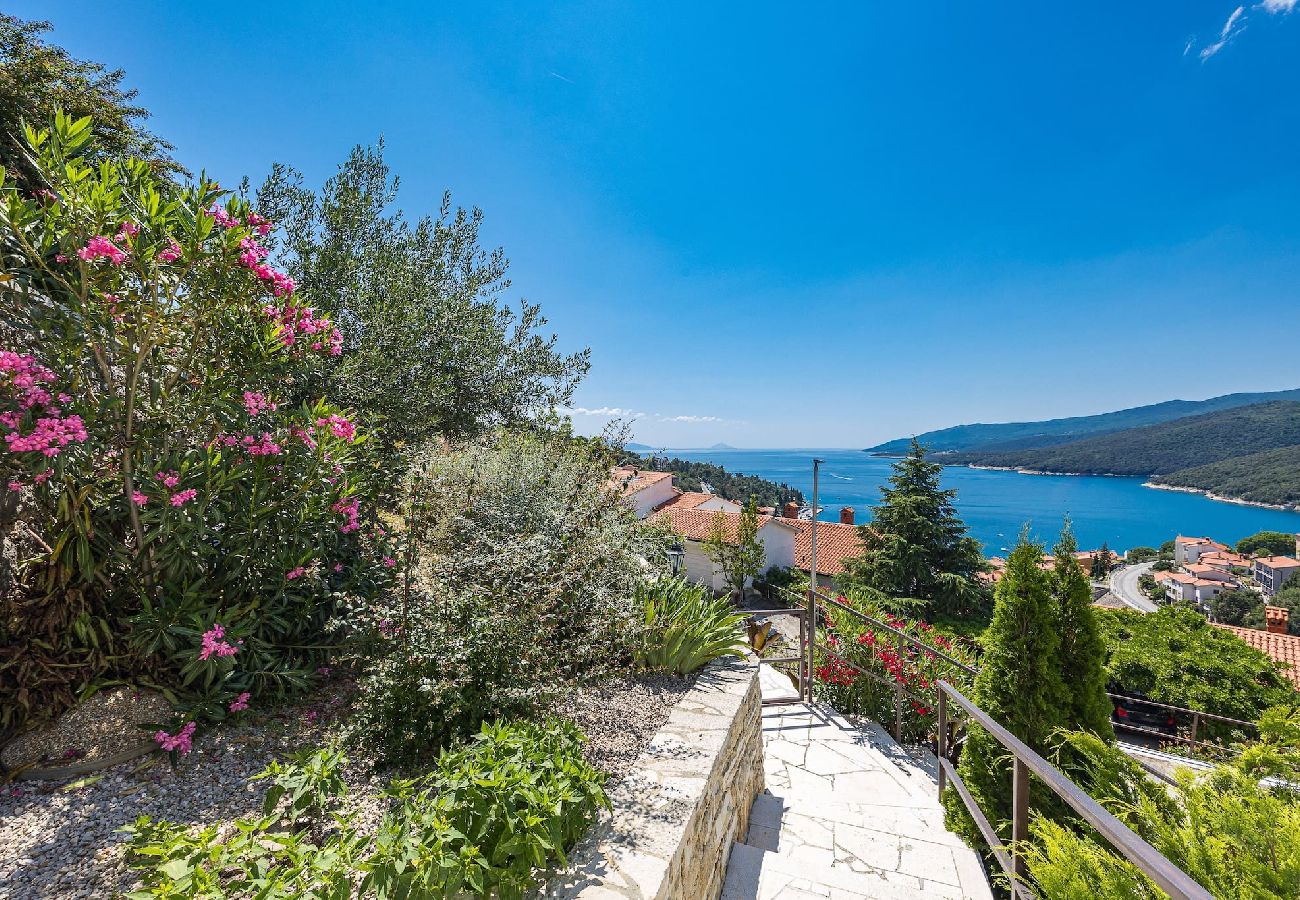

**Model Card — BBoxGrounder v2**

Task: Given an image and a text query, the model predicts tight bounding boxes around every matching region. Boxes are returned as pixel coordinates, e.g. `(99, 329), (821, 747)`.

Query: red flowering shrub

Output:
(814, 593), (978, 743)
(0, 112), (396, 735)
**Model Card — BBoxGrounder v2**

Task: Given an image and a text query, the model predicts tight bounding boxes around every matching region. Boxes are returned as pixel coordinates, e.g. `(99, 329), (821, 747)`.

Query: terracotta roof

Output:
(788, 519), (863, 576)
(1214, 624), (1300, 689)
(647, 506), (792, 544)
(652, 491), (737, 513)
(609, 467), (673, 497)
(1255, 555), (1300, 570)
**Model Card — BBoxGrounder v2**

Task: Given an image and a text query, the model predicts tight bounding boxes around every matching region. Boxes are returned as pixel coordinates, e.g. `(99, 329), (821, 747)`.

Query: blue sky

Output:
(21, 1), (1300, 447)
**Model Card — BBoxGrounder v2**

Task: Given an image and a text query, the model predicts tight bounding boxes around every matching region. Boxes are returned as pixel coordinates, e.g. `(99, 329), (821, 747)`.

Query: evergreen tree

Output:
(1091, 542), (1114, 580)
(841, 439), (988, 618)
(947, 536), (1072, 837)
(1052, 524), (1114, 738)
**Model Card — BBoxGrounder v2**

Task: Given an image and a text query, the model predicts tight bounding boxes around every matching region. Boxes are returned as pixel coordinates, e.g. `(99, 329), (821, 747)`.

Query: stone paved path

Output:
(721, 670), (994, 899)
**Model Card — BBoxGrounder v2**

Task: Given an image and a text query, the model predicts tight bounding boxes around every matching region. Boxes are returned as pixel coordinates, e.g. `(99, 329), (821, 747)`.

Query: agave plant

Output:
(634, 577), (748, 675)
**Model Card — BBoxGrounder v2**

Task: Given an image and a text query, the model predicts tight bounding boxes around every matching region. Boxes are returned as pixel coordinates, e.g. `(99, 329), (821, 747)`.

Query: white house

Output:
(648, 504), (798, 594)
(1253, 553), (1300, 598)
(609, 467), (678, 519)
(1174, 535), (1230, 566)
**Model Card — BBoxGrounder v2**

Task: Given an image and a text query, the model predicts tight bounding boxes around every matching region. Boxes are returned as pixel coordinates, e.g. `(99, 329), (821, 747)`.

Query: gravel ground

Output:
(550, 672), (696, 781)
(0, 686), (377, 900)
(1, 673), (694, 899)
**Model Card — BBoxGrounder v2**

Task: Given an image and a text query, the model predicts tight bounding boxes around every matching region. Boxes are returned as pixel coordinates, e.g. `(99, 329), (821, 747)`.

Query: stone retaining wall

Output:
(543, 652), (764, 899)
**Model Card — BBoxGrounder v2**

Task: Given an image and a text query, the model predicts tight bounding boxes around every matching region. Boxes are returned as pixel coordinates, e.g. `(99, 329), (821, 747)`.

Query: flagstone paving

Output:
(721, 674), (994, 899)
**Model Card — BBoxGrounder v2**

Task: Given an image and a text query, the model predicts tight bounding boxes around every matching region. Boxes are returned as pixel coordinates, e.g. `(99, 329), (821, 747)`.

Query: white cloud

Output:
(657, 414), (724, 423)
(563, 406), (645, 419)
(1259, 0), (1297, 13)
(1200, 5), (1246, 59)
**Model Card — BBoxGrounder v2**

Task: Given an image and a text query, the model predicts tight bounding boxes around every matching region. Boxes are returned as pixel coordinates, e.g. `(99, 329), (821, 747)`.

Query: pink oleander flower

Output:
(156, 470), (181, 488)
(290, 425), (317, 449)
(33, 469), (51, 485)
(304, 710), (318, 725)
(333, 563), (344, 573)
(208, 206), (240, 229)
(247, 213), (273, 235)
(154, 721), (197, 754)
(382, 556), (396, 568)
(242, 391), (276, 417)
(198, 624), (240, 660)
(131, 490), (148, 505)
(157, 240), (182, 263)
(170, 488), (198, 507)
(286, 566), (306, 580)
(315, 414), (356, 443)
(54, 254), (68, 264)
(115, 221), (140, 243)
(228, 692), (251, 713)
(76, 235), (128, 265)
(331, 496), (360, 533)
(7, 480), (20, 492)
(240, 432), (281, 456)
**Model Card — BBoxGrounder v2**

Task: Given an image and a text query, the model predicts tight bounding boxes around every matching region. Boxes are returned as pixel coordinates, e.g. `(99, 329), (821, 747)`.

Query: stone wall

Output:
(543, 652), (764, 899)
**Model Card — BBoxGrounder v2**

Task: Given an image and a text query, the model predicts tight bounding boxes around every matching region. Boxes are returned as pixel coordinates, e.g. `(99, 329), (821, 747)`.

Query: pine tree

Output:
(1052, 524), (1114, 738)
(1091, 542), (1114, 580)
(947, 535), (1072, 836)
(841, 439), (988, 618)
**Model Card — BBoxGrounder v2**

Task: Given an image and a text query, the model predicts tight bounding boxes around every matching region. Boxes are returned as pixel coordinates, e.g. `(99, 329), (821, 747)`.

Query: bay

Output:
(658, 448), (1300, 554)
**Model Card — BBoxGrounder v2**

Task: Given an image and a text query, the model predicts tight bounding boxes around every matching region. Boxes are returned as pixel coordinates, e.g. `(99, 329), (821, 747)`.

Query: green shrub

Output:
(633, 576), (747, 675)
(125, 721), (606, 899)
(0, 113), (396, 736)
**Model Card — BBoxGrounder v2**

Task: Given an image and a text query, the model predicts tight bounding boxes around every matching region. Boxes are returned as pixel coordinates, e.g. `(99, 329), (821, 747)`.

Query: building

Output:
(647, 504), (797, 594)
(1215, 608), (1300, 689)
(1197, 550), (1251, 573)
(1174, 535), (1230, 566)
(1155, 571), (1231, 608)
(609, 467), (677, 518)
(1253, 554), (1300, 598)
(1184, 563), (1234, 584)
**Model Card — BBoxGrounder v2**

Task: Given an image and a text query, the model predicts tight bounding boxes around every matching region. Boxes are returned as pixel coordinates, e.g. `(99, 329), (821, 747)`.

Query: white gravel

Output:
(1, 673), (693, 899)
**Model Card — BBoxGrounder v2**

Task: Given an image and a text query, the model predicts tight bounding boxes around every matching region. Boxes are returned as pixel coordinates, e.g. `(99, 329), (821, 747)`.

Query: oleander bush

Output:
(812, 589), (978, 743)
(633, 576), (747, 675)
(0, 112), (396, 738)
(126, 720), (607, 899)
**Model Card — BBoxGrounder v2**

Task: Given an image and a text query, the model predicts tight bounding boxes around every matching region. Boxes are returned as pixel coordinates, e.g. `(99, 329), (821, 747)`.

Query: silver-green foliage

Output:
(125, 720), (607, 899)
(634, 576), (747, 675)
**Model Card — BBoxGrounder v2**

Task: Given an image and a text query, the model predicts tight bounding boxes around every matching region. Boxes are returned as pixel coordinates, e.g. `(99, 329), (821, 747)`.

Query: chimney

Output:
(1266, 605), (1290, 635)
(839, 506), (855, 525)
(782, 501), (800, 519)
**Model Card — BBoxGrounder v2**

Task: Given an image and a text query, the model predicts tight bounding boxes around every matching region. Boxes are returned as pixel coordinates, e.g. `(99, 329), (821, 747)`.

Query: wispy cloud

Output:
(1259, 0), (1297, 13)
(1200, 5), (1246, 60)
(563, 406), (645, 419)
(657, 414), (724, 423)
(548, 71), (575, 84)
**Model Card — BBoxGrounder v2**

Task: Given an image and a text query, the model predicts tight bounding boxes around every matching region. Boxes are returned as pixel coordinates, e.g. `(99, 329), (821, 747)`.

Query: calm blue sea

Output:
(659, 448), (1300, 554)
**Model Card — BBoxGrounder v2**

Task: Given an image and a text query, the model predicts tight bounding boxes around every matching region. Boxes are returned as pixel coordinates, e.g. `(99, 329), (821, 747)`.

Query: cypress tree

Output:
(1052, 524), (1115, 739)
(947, 535), (1072, 836)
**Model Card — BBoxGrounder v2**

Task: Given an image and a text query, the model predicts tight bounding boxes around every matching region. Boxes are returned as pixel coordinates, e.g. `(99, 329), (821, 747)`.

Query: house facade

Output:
(1253, 553), (1300, 598)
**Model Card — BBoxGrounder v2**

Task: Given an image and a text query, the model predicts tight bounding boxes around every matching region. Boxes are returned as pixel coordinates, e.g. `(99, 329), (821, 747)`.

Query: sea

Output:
(657, 448), (1300, 555)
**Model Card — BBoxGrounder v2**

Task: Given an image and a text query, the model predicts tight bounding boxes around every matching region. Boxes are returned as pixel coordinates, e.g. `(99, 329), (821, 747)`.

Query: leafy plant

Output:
(125, 720), (606, 900)
(633, 576), (748, 675)
(0, 112), (396, 735)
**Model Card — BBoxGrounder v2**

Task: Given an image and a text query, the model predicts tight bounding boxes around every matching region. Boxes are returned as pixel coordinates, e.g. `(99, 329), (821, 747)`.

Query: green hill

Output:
(865, 388), (1300, 455)
(944, 401), (1300, 477)
(1152, 447), (1300, 508)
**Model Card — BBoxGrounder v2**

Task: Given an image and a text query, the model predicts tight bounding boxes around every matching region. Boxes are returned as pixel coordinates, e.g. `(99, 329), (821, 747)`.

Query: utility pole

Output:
(806, 457), (823, 702)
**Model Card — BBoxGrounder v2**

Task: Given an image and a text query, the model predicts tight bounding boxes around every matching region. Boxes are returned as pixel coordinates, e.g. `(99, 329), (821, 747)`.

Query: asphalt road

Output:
(1110, 561), (1158, 613)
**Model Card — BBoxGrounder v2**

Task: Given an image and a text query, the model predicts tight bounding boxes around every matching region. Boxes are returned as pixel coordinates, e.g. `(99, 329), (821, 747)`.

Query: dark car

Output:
(1110, 690), (1179, 737)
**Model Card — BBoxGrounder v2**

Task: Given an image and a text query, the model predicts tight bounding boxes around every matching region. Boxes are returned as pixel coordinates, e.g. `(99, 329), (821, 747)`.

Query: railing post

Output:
(937, 686), (948, 798)
(805, 589), (816, 704)
(1189, 712), (1200, 746)
(893, 632), (905, 742)
(1012, 758), (1030, 882)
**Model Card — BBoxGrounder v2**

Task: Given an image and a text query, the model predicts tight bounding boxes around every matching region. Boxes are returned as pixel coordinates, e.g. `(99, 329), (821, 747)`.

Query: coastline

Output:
(944, 462), (1299, 513)
(1141, 481), (1298, 513)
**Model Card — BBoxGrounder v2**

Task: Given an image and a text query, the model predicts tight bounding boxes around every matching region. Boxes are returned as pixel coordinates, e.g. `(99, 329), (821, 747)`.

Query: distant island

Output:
(866, 392), (1300, 510)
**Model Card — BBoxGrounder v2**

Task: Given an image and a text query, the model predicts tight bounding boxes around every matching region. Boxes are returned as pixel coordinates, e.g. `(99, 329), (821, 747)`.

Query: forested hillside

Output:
(865, 388), (1300, 455)
(1152, 446), (1300, 508)
(623, 454), (804, 507)
(943, 402), (1300, 477)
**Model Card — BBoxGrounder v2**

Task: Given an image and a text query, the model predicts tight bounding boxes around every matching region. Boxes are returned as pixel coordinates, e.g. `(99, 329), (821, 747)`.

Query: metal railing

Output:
(937, 681), (1215, 900)
(1106, 691), (1256, 753)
